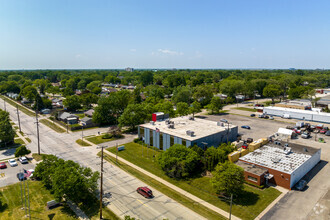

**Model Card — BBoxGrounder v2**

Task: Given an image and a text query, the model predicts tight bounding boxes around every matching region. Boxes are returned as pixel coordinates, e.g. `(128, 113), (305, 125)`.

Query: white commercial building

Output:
(263, 106), (330, 123)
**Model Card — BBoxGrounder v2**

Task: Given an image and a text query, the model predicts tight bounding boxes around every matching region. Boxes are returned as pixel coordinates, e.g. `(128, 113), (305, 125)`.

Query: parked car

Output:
(301, 132), (310, 139)
(241, 125), (251, 129)
(269, 116), (274, 120)
(264, 115), (269, 119)
(17, 173), (26, 181)
(325, 130), (330, 136)
(250, 114), (256, 117)
(295, 180), (307, 191)
(310, 125), (316, 130)
(246, 138), (253, 143)
(26, 169), (34, 178)
(220, 119), (228, 123)
(258, 114), (264, 118)
(0, 162), (7, 169)
(320, 129), (327, 134)
(293, 129), (301, 135)
(286, 125), (294, 130)
(137, 187), (153, 198)
(8, 159), (18, 167)
(19, 156), (28, 164)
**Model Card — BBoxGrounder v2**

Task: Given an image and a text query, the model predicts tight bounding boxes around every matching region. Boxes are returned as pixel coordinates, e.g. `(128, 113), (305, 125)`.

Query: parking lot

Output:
(0, 159), (36, 187)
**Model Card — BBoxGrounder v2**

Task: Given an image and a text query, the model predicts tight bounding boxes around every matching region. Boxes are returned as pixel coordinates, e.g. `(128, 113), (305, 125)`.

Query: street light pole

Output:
(4, 99), (6, 111)
(229, 194), (233, 220)
(35, 107), (40, 155)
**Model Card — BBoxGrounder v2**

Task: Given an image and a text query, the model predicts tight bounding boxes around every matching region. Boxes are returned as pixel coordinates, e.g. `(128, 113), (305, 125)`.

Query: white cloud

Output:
(130, 49), (136, 52)
(157, 49), (183, 56)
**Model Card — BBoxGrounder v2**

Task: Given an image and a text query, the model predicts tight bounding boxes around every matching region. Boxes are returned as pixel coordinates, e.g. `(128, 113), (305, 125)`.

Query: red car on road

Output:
(137, 187), (153, 198)
(0, 162), (7, 169)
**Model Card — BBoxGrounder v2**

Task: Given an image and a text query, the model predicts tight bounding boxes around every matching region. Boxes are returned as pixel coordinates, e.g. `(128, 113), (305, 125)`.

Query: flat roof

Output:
(264, 106), (330, 116)
(140, 116), (237, 141)
(236, 160), (268, 176)
(239, 141), (320, 174)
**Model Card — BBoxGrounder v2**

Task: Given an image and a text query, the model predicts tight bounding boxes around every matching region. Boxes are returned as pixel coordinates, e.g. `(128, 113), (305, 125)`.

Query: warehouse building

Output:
(238, 141), (321, 189)
(138, 116), (238, 150)
(263, 106), (330, 123)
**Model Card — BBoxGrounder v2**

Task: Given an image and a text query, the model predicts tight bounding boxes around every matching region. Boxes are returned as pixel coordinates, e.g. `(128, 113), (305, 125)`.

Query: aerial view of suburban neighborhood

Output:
(1, 1), (330, 220)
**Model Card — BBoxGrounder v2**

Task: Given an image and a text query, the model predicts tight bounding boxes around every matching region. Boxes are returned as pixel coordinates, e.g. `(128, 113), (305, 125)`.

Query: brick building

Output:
(237, 141), (321, 189)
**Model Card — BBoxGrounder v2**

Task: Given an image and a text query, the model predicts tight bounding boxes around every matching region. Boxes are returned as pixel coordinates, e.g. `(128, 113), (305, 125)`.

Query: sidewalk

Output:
(67, 200), (89, 220)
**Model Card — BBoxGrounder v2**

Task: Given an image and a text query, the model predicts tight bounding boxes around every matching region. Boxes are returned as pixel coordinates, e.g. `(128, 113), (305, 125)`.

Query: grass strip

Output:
(232, 107), (258, 112)
(32, 153), (48, 161)
(86, 136), (116, 145)
(40, 119), (66, 133)
(0, 95), (36, 117)
(26, 137), (31, 143)
(14, 138), (25, 145)
(99, 151), (227, 220)
(76, 139), (92, 146)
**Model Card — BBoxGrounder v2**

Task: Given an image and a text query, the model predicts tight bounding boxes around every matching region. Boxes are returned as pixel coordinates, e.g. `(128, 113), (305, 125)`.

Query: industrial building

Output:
(138, 116), (238, 150)
(275, 100), (312, 110)
(263, 106), (330, 123)
(238, 141), (321, 189)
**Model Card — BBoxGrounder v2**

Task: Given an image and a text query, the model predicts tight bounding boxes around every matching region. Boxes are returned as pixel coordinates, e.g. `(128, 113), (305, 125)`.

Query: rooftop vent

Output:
(150, 121), (155, 125)
(186, 130), (194, 136)
(303, 148), (308, 152)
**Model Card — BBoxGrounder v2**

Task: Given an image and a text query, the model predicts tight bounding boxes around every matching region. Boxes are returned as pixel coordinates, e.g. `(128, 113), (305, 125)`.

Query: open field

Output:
(40, 119), (66, 133)
(101, 151), (227, 220)
(107, 142), (281, 220)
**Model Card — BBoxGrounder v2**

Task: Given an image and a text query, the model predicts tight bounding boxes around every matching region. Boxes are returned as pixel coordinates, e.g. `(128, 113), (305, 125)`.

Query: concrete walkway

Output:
(67, 200), (89, 220)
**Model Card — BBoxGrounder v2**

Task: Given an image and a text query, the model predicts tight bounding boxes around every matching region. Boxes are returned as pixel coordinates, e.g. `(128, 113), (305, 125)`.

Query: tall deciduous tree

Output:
(176, 102), (189, 116)
(63, 95), (81, 111)
(0, 110), (15, 146)
(118, 103), (146, 130)
(263, 84), (282, 103)
(205, 96), (223, 114)
(189, 101), (201, 118)
(211, 161), (244, 196)
(158, 144), (200, 179)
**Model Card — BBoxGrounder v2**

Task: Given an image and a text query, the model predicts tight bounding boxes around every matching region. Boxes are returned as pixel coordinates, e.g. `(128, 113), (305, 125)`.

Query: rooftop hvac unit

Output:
(186, 130), (195, 136)
(150, 121), (155, 125)
(167, 124), (175, 129)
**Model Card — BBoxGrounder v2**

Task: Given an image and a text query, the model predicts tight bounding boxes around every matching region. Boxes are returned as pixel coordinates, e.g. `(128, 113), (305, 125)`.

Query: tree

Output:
(263, 84), (282, 103)
(193, 85), (213, 106)
(14, 145), (31, 157)
(0, 110), (15, 146)
(140, 71), (154, 86)
(118, 104), (147, 130)
(79, 93), (99, 108)
(189, 101), (201, 118)
(63, 95), (81, 111)
(158, 144), (200, 178)
(211, 161), (244, 196)
(34, 155), (99, 205)
(176, 102), (189, 116)
(204, 146), (228, 171)
(205, 96), (223, 114)
(46, 86), (60, 97)
(155, 101), (175, 118)
(20, 86), (38, 101)
(172, 86), (192, 104)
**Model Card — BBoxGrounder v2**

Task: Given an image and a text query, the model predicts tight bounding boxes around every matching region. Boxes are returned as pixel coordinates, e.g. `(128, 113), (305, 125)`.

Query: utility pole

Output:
(35, 106), (40, 155)
(98, 146), (105, 220)
(4, 99), (6, 111)
(17, 104), (21, 132)
(229, 194), (233, 220)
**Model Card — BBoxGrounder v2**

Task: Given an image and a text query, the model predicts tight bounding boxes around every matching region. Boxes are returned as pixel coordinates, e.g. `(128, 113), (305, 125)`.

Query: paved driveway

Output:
(0, 160), (35, 187)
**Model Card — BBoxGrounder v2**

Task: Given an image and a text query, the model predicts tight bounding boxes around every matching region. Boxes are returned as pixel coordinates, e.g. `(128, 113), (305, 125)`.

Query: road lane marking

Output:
(137, 199), (150, 208)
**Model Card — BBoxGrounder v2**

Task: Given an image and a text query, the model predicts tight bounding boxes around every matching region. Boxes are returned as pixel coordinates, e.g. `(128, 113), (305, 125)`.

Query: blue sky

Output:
(1, 0), (330, 69)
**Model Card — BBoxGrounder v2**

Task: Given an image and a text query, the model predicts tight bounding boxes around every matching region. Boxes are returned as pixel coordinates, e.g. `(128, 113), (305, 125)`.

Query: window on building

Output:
(140, 127), (144, 139)
(170, 135), (174, 146)
(150, 129), (153, 146)
(248, 176), (258, 182)
(182, 139), (186, 147)
(159, 133), (163, 150)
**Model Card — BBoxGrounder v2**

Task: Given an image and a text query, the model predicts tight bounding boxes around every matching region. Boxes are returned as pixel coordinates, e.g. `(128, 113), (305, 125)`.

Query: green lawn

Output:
(32, 153), (48, 161)
(86, 135), (117, 145)
(233, 107), (257, 112)
(0, 181), (120, 220)
(26, 137), (31, 143)
(40, 119), (66, 133)
(100, 152), (226, 220)
(0, 95), (36, 117)
(107, 143), (281, 220)
(76, 139), (92, 146)
(75, 113), (85, 118)
(14, 138), (25, 145)
(0, 181), (77, 220)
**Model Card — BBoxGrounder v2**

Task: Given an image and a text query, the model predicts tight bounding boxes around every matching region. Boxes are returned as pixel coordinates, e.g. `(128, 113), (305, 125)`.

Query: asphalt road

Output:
(0, 99), (204, 220)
